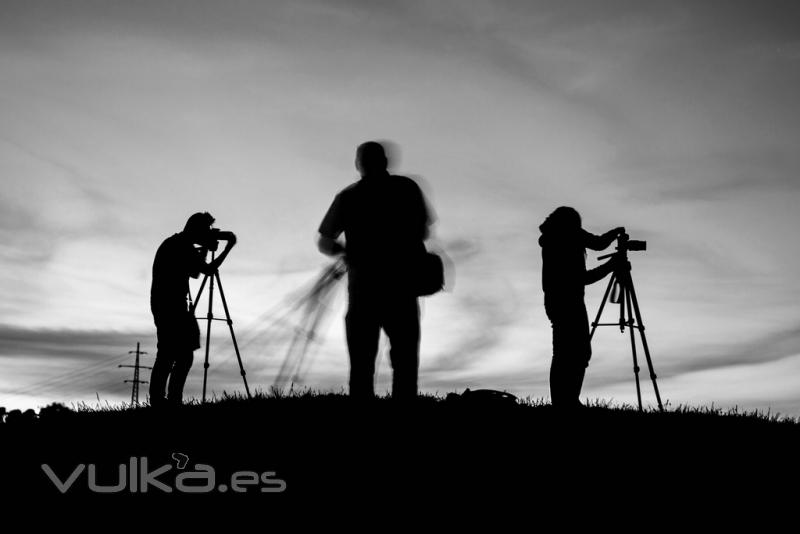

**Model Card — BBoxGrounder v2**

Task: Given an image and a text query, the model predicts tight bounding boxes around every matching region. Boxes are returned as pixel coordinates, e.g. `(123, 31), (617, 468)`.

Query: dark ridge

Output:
(2, 391), (798, 516)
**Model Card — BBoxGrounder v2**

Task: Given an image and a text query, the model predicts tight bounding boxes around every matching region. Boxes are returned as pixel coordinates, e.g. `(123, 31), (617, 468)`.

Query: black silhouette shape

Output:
(149, 212), (236, 408)
(190, 247), (252, 403)
(4, 408), (36, 425)
(588, 233), (665, 411)
(317, 141), (434, 400)
(37, 402), (72, 421)
(445, 388), (519, 408)
(538, 207), (624, 409)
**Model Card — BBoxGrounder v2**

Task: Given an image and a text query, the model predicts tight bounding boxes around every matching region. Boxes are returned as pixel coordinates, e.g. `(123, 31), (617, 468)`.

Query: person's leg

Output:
(167, 350), (194, 405)
(150, 319), (176, 407)
(571, 363), (587, 407)
(571, 303), (592, 406)
(550, 320), (578, 408)
(549, 321), (562, 406)
(383, 296), (420, 400)
(345, 297), (381, 399)
(549, 357), (568, 408)
(149, 353), (172, 407)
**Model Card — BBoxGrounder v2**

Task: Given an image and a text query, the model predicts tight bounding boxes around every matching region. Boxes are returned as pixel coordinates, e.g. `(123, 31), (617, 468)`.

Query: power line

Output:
(1, 351), (132, 398)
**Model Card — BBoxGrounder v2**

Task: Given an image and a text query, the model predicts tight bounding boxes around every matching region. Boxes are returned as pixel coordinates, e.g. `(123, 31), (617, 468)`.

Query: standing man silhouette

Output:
(150, 212), (236, 407)
(318, 141), (433, 400)
(538, 207), (623, 408)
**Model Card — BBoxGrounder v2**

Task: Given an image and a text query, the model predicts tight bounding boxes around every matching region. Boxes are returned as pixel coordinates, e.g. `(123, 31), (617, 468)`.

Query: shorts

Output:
(154, 310), (201, 352)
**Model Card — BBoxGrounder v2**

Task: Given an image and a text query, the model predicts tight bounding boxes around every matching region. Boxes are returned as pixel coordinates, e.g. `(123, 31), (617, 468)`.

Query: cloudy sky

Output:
(1, 0), (799, 414)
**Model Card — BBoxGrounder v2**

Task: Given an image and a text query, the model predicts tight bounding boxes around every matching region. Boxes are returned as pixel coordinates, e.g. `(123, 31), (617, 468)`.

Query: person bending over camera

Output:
(149, 212), (236, 408)
(538, 207), (624, 409)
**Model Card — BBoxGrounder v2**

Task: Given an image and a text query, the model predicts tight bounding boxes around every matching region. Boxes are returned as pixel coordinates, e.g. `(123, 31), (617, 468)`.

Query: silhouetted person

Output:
(318, 141), (433, 400)
(539, 207), (624, 408)
(150, 212), (236, 407)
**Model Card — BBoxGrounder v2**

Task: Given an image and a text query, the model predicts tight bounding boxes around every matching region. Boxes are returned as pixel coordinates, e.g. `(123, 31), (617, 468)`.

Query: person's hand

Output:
(614, 226), (626, 237)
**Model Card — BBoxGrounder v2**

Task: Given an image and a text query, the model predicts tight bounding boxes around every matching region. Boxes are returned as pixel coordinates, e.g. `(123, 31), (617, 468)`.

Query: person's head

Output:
(183, 211), (215, 243)
(355, 141), (388, 177)
(539, 206), (582, 236)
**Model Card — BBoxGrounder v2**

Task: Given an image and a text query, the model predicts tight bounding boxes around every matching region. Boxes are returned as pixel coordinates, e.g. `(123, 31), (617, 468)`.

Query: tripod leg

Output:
(617, 278), (626, 333)
(623, 280), (643, 411)
(590, 274), (616, 340)
(214, 271), (252, 399)
(278, 305), (319, 389)
(292, 290), (336, 384)
(274, 275), (338, 389)
(202, 269), (215, 403)
(192, 273), (210, 313)
(627, 275), (664, 412)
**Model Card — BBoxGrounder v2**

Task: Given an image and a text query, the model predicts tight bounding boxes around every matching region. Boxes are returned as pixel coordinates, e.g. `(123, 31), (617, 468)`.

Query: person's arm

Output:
(583, 227), (625, 251)
(199, 233), (237, 275)
(584, 255), (617, 285)
(317, 192), (346, 257)
(417, 183), (434, 242)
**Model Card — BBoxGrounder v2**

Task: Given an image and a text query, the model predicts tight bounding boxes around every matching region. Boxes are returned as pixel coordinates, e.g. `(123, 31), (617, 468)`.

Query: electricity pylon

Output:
(119, 342), (152, 406)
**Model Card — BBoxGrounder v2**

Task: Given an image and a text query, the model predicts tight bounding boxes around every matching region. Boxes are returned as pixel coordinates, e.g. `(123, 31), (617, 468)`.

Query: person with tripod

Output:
(538, 207), (624, 409)
(317, 141), (433, 400)
(149, 212), (236, 408)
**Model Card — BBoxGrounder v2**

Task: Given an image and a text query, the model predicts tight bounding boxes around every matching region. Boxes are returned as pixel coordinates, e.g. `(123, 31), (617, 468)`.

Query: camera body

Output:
(198, 228), (234, 252)
(617, 232), (646, 253)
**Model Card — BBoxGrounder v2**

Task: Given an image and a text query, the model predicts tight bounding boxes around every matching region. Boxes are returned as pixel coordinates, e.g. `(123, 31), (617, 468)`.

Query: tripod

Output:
(190, 252), (252, 403)
(273, 258), (347, 389)
(589, 252), (664, 412)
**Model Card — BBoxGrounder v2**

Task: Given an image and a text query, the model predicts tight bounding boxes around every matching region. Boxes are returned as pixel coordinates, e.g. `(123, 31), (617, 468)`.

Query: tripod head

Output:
(595, 232), (647, 308)
(598, 232), (646, 271)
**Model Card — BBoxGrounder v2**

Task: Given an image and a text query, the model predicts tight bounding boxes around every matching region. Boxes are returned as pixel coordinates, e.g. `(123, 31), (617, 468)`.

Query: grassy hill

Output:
(2, 390), (799, 514)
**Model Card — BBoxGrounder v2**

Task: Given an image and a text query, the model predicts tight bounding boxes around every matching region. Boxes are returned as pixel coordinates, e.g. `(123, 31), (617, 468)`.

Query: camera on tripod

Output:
(590, 230), (663, 412)
(198, 228), (235, 252)
(616, 232), (647, 254)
